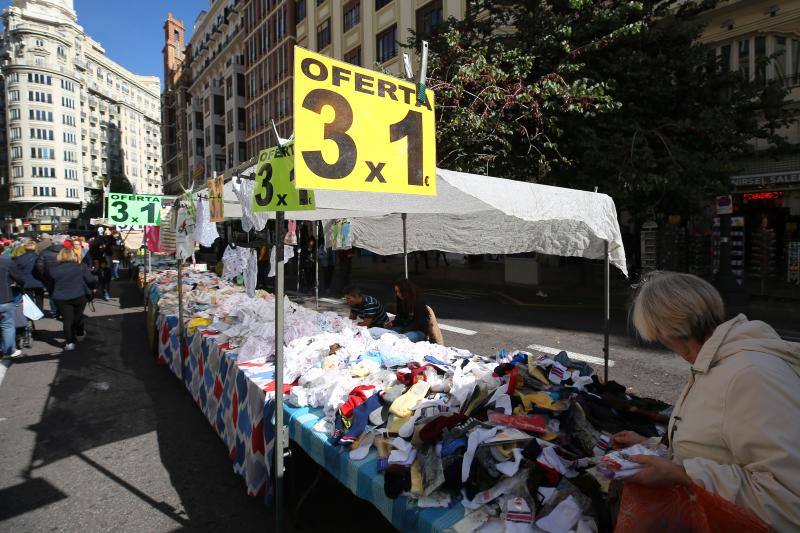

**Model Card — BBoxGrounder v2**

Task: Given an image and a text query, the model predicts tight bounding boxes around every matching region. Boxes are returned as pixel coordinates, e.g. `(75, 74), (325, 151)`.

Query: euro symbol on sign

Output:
(365, 161), (386, 183)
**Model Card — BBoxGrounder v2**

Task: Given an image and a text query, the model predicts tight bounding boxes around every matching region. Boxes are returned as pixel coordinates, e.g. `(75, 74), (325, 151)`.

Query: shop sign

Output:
(716, 195), (733, 215)
(39, 224), (52, 231)
(743, 191), (782, 202)
(107, 193), (163, 226)
(731, 172), (800, 189)
(252, 143), (315, 212)
(293, 46), (436, 196)
(207, 174), (224, 222)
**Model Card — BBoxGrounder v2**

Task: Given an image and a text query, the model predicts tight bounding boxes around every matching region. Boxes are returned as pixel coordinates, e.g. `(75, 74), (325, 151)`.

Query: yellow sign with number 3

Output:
(293, 46), (436, 196)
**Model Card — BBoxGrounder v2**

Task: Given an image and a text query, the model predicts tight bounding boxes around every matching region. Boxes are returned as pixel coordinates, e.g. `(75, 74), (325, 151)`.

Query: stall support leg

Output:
(177, 259), (184, 342)
(315, 221), (320, 309)
(274, 211), (286, 533)
(603, 241), (610, 383)
(402, 213), (408, 279)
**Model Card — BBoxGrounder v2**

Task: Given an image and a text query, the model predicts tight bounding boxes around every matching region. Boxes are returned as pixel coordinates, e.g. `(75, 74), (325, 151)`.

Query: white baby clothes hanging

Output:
(175, 207), (196, 261)
(194, 198), (220, 247)
(243, 248), (258, 298)
(268, 245), (295, 277)
(221, 245), (248, 281)
(232, 177), (270, 232)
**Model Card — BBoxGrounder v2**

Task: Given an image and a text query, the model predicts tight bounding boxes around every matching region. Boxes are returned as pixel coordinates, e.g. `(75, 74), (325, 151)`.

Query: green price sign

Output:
(107, 193), (163, 226)
(253, 143), (315, 212)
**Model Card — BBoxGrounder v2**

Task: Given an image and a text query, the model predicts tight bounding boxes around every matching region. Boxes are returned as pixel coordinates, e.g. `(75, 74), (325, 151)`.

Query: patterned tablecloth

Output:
(148, 284), (465, 532)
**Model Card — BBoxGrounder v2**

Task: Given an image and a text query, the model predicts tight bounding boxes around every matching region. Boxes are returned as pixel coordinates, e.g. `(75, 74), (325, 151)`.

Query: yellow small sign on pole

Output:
(252, 143), (315, 212)
(293, 46), (436, 196)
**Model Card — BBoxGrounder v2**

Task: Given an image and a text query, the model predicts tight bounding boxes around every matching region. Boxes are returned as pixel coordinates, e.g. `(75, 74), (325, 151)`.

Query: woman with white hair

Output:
(615, 271), (800, 529)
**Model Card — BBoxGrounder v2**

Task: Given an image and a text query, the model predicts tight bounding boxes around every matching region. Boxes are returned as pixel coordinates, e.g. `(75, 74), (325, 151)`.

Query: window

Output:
(205, 126), (211, 147)
(376, 25), (397, 63)
(13, 185), (24, 197)
(173, 29), (180, 42)
(738, 39), (750, 80)
(32, 166), (55, 178)
(276, 5), (287, 38)
(8, 90), (19, 102)
(13, 166), (23, 178)
(238, 107), (246, 131)
(29, 91), (52, 103)
(63, 114), (75, 126)
(10, 127), (21, 140)
(317, 19), (331, 50)
(9, 108), (20, 120)
(376, 0), (392, 10)
(35, 38), (46, 47)
(720, 44), (731, 73)
(214, 125), (225, 145)
(27, 73), (52, 85)
(30, 147), (55, 159)
(227, 143), (234, 167)
(63, 132), (77, 144)
(60, 79), (74, 91)
(774, 37), (787, 79)
(344, 46), (361, 66)
(226, 76), (233, 100)
(204, 96), (210, 115)
(296, 0), (306, 22)
(11, 147), (22, 160)
(33, 186), (56, 197)
(237, 73), (245, 97)
(65, 168), (78, 180)
(61, 96), (75, 109)
(343, 1), (360, 32)
(755, 36), (766, 84)
(215, 156), (225, 173)
(7, 72), (18, 83)
(29, 128), (54, 140)
(417, 0), (443, 35)
(239, 142), (247, 162)
(214, 94), (225, 115)
(66, 188), (79, 199)
(30, 109), (53, 122)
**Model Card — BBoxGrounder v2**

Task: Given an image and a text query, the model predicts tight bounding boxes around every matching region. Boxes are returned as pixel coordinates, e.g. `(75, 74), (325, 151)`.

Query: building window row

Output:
(63, 132), (77, 144)
(343, 1), (361, 32)
(376, 24), (397, 63)
(9, 108), (21, 120)
(29, 91), (52, 103)
(713, 35), (800, 86)
(30, 128), (54, 140)
(65, 168), (78, 180)
(61, 79), (75, 92)
(64, 150), (77, 162)
(11, 146), (23, 160)
(317, 19), (331, 50)
(8, 90), (20, 102)
(63, 114), (76, 126)
(28, 73), (52, 86)
(32, 166), (56, 178)
(30, 109), (54, 122)
(33, 186), (56, 197)
(66, 188), (79, 199)
(62, 96), (75, 109)
(31, 147), (56, 160)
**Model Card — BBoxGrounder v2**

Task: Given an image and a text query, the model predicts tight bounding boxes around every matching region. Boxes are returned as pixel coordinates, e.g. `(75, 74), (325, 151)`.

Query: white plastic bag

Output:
(22, 294), (44, 321)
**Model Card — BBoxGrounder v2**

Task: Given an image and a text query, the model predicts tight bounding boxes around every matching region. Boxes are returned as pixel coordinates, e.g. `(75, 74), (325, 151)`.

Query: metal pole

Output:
(603, 240), (610, 383)
(274, 211), (285, 533)
(402, 213), (408, 279)
(315, 221), (320, 309)
(177, 258), (184, 342)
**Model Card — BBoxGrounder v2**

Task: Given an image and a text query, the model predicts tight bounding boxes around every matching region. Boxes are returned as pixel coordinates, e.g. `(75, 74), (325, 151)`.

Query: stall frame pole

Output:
(402, 213), (408, 279)
(315, 221), (320, 309)
(176, 259), (184, 342)
(603, 240), (610, 383)
(274, 211), (286, 532)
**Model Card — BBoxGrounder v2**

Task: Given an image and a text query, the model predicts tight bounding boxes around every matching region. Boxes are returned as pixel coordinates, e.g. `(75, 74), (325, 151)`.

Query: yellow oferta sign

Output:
(293, 46), (436, 196)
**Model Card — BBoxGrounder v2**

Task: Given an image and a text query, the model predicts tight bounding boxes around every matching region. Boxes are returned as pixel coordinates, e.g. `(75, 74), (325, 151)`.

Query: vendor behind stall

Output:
(344, 286), (389, 328)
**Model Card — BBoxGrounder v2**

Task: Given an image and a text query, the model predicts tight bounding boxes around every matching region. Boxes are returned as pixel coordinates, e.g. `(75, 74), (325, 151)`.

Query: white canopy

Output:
(221, 168), (627, 275)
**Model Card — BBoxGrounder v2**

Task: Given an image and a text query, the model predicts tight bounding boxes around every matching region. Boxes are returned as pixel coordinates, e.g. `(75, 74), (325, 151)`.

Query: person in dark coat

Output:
(0, 246), (24, 357)
(35, 236), (64, 318)
(49, 246), (96, 351)
(13, 242), (44, 311)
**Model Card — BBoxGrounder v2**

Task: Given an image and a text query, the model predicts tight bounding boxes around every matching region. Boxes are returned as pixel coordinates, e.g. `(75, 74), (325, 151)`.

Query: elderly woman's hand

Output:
(611, 431), (647, 449)
(627, 455), (693, 487)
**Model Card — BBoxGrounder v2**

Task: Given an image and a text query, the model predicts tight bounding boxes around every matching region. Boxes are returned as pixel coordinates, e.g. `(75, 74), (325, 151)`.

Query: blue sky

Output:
(73, 0), (202, 87)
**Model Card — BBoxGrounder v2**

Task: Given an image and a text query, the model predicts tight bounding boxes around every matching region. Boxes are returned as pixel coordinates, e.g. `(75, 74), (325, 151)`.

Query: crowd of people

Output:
(0, 228), (128, 356)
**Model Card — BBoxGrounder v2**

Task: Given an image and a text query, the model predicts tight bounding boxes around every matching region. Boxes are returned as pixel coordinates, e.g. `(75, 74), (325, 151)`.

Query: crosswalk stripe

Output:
(526, 343), (615, 367)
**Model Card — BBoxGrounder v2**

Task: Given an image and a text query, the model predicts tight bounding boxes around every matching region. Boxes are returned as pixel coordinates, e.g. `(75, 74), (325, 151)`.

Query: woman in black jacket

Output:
(13, 242), (44, 311)
(50, 246), (97, 351)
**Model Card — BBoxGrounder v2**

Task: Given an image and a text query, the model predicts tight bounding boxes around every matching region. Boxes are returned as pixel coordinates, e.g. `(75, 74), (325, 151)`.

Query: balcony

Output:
(88, 97), (98, 108)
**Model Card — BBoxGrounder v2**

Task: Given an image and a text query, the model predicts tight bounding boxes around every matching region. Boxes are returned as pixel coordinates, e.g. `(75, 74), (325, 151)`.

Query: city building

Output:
(242, 0), (465, 155)
(184, 0), (248, 190)
(0, 0), (162, 232)
(161, 13), (191, 195)
(694, 0), (800, 287)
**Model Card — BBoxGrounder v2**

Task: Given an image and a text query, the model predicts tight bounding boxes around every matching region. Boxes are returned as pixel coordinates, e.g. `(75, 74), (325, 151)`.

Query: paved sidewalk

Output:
(0, 280), (393, 532)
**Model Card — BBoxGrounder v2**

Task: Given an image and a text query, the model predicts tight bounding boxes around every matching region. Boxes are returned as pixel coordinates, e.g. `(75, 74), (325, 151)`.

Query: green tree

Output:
(414, 1), (795, 217)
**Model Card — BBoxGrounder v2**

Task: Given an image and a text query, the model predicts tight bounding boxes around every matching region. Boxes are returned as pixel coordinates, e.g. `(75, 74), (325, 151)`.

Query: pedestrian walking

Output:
(92, 258), (111, 301)
(0, 244), (24, 358)
(35, 234), (65, 319)
(49, 247), (97, 351)
(13, 242), (44, 311)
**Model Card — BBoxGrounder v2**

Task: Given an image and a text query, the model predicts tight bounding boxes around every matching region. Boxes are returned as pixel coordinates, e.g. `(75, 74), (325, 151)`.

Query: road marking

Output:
(526, 343), (615, 367)
(317, 297), (477, 335)
(0, 359), (9, 389)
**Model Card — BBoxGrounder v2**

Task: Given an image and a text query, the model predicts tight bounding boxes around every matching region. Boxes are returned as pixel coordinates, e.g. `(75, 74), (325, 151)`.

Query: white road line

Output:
(526, 343), (615, 367)
(438, 324), (477, 336)
(0, 359), (9, 389)
(316, 297), (477, 335)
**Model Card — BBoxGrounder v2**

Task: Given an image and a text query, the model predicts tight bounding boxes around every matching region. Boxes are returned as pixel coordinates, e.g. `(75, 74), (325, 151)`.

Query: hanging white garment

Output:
(221, 245), (249, 281)
(243, 248), (258, 298)
(268, 245), (295, 277)
(232, 177), (270, 232)
(194, 199), (220, 247)
(175, 207), (196, 261)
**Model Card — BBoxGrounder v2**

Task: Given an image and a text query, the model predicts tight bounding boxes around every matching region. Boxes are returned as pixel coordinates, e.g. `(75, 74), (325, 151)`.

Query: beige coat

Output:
(669, 314), (800, 530)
